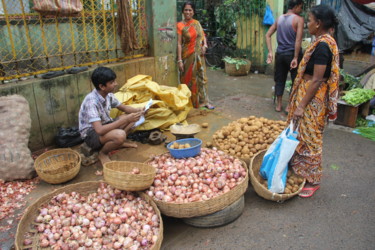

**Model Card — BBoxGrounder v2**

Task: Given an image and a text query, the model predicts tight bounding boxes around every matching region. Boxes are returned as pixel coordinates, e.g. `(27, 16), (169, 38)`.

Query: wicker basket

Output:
(103, 161), (156, 191)
(147, 160), (248, 218)
(249, 150), (306, 202)
(225, 59), (251, 76)
(15, 181), (163, 250)
(34, 148), (81, 184)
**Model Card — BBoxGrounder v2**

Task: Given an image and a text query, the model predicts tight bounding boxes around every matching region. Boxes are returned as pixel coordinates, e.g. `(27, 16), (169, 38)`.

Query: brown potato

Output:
(287, 179), (295, 185)
(284, 188), (292, 194)
(201, 122), (209, 128)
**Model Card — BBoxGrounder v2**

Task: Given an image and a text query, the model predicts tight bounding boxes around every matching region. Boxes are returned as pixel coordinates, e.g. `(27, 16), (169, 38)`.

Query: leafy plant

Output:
(342, 88), (375, 106)
(339, 69), (363, 90)
(222, 56), (248, 70)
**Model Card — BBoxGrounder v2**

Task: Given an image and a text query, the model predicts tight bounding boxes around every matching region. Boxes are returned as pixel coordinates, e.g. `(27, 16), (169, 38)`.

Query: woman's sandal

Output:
(200, 104), (215, 110)
(298, 185), (320, 198)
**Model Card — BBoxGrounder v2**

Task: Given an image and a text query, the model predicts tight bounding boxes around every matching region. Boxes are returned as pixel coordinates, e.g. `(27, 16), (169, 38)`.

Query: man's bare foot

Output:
(122, 141), (138, 148)
(98, 151), (111, 165)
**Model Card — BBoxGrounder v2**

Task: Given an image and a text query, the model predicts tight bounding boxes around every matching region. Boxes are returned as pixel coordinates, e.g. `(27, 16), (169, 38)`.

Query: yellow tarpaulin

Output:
(110, 75), (193, 130)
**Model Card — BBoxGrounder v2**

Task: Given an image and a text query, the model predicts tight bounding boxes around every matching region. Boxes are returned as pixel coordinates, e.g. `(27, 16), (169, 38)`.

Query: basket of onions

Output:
(103, 161), (156, 191)
(249, 150), (306, 202)
(34, 148), (81, 184)
(145, 148), (248, 218)
(15, 181), (163, 250)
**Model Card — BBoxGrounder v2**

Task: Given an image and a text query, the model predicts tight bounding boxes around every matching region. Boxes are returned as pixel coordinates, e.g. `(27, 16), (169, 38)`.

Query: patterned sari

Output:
(177, 19), (207, 108)
(287, 34), (339, 184)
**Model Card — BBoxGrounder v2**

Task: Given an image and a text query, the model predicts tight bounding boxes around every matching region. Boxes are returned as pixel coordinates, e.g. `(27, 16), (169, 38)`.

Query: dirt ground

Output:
(1, 62), (375, 250)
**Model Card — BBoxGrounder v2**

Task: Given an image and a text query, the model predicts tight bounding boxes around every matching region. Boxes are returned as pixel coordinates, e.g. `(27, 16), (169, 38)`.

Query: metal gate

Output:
(0, 0), (148, 82)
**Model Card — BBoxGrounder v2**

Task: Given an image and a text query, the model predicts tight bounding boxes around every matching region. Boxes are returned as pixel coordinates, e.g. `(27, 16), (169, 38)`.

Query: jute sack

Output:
(0, 95), (34, 181)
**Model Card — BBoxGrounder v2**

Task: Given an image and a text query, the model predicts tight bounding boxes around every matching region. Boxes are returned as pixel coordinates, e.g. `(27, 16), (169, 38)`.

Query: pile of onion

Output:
(23, 183), (160, 249)
(146, 148), (247, 203)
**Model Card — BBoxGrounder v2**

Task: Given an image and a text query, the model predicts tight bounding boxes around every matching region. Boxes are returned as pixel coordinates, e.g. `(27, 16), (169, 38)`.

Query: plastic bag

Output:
(55, 127), (83, 148)
(259, 122), (299, 193)
(263, 5), (275, 26)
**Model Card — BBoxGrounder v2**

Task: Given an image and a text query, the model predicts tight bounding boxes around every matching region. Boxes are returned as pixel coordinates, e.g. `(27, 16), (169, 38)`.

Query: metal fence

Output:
(0, 0), (148, 82)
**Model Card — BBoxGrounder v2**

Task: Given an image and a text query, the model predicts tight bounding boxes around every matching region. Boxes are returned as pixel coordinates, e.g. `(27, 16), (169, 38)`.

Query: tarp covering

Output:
(110, 75), (193, 131)
(337, 0), (375, 51)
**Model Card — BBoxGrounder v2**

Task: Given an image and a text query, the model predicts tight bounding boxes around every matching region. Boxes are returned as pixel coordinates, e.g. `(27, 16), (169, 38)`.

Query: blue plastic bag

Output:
(263, 5), (275, 26)
(259, 121), (299, 193)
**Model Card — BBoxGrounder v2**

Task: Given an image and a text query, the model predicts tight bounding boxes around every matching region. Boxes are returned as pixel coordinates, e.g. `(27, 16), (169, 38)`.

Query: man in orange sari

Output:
(287, 5), (339, 198)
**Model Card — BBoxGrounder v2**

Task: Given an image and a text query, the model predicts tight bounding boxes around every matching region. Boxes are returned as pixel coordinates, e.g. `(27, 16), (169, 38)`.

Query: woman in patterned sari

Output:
(287, 5), (339, 198)
(177, 2), (214, 109)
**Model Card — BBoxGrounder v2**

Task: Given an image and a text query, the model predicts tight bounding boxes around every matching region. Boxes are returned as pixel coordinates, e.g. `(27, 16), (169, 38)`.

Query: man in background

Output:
(266, 0), (304, 112)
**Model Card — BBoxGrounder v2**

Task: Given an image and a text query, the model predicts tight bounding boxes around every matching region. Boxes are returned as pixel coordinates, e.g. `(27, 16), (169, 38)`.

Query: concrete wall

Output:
(0, 57), (156, 151)
(146, 0), (178, 86)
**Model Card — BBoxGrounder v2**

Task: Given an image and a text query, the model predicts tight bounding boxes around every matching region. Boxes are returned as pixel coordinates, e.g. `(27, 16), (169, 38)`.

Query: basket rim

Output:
(15, 181), (163, 250)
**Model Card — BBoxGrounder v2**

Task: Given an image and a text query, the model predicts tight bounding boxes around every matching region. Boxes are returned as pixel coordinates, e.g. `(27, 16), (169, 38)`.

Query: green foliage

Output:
(356, 117), (369, 127)
(222, 56), (248, 70)
(214, 0), (266, 47)
(339, 69), (363, 90)
(342, 88), (375, 106)
(354, 126), (375, 141)
(285, 80), (292, 93)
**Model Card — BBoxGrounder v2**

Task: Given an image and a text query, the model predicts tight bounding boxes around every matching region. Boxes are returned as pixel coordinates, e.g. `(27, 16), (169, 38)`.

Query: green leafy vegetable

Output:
(339, 69), (363, 90)
(222, 56), (248, 70)
(342, 88), (375, 106)
(354, 127), (375, 141)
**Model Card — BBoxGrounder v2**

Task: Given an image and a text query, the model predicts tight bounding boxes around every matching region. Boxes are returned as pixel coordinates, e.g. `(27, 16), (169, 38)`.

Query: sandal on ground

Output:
(200, 104), (215, 110)
(298, 185), (320, 198)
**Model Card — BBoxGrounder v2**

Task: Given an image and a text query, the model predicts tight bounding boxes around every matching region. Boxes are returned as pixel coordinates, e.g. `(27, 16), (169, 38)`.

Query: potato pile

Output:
(213, 116), (287, 159)
(170, 142), (191, 149)
(258, 170), (304, 194)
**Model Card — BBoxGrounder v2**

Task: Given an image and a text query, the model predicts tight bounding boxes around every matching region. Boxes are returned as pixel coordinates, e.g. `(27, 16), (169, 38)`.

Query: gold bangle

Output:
(177, 60), (183, 63)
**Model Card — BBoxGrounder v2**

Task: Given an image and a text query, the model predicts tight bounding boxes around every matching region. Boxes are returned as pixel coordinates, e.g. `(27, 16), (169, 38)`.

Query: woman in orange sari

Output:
(177, 2), (214, 109)
(287, 5), (339, 198)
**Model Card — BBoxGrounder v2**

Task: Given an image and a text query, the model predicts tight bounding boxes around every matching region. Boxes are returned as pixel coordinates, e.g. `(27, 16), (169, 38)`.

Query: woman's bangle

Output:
(177, 60), (183, 63)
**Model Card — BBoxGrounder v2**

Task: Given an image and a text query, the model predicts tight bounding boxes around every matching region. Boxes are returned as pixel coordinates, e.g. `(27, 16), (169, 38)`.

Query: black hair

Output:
(91, 67), (116, 90)
(288, 0), (303, 9)
(181, 2), (196, 14)
(310, 4), (338, 30)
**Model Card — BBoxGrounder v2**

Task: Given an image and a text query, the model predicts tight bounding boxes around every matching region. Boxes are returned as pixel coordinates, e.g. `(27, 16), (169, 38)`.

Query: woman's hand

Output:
(178, 61), (184, 72)
(201, 45), (207, 56)
(292, 106), (304, 122)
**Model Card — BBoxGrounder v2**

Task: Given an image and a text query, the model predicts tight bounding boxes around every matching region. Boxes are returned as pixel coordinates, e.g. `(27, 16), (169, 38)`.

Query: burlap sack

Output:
(0, 95), (35, 181)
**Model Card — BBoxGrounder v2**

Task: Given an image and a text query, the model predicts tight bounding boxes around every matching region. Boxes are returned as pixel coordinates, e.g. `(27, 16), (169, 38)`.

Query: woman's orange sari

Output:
(287, 34), (339, 184)
(177, 19), (207, 108)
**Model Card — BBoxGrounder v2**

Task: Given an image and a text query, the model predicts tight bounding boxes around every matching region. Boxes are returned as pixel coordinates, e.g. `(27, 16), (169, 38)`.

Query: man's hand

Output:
(290, 58), (298, 69)
(266, 52), (273, 64)
(119, 112), (142, 123)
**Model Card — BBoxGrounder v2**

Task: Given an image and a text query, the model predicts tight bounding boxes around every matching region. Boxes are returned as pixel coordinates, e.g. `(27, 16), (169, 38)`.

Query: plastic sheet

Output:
(110, 75), (193, 131)
(337, 0), (375, 51)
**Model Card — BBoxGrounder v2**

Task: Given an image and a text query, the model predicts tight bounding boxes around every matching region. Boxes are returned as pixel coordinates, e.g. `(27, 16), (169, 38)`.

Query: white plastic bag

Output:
(259, 121), (299, 193)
